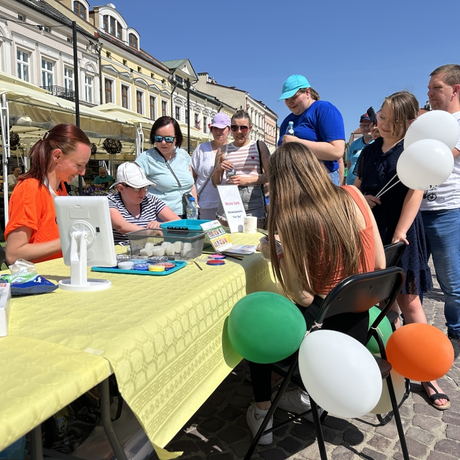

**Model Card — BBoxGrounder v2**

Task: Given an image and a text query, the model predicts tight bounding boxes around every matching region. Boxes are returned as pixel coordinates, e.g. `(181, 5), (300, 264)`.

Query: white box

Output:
(0, 283), (11, 337)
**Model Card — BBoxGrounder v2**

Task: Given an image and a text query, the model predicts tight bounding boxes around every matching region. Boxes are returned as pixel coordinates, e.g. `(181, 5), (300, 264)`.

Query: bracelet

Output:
(277, 252), (284, 260)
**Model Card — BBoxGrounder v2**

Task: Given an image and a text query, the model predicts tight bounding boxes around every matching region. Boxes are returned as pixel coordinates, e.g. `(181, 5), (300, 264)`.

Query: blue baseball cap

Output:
(278, 75), (311, 101)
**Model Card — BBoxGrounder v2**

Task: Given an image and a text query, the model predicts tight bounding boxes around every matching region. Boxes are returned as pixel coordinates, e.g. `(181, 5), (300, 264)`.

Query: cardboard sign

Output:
(217, 185), (246, 233)
(200, 220), (232, 252)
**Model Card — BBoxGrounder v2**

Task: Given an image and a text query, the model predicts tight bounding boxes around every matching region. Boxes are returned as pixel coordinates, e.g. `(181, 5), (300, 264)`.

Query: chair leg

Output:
(310, 398), (328, 460)
(386, 374), (410, 460)
(244, 360), (298, 459)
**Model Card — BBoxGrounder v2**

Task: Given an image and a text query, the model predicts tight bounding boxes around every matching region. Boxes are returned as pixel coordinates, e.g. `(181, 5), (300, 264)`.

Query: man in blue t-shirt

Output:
(278, 75), (345, 185)
(346, 113), (373, 185)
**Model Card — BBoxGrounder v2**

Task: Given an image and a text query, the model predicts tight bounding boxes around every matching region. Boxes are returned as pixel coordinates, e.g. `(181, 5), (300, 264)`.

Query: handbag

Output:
(255, 140), (269, 229)
(156, 148), (192, 216)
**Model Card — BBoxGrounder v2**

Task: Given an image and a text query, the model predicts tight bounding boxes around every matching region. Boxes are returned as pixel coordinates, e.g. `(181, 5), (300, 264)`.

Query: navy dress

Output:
(357, 137), (432, 295)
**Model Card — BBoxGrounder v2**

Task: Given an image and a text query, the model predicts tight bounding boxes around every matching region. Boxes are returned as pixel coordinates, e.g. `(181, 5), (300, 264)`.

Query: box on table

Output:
(0, 283), (12, 337)
(127, 228), (205, 260)
(160, 218), (211, 232)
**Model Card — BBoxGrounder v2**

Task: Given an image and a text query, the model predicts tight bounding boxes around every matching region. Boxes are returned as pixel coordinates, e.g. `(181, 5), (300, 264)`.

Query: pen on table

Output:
(194, 260), (203, 271)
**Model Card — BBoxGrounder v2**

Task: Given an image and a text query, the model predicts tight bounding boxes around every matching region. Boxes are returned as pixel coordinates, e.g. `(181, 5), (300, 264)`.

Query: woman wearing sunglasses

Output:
(278, 75), (345, 186)
(136, 116), (196, 218)
(108, 162), (180, 244)
(212, 110), (270, 225)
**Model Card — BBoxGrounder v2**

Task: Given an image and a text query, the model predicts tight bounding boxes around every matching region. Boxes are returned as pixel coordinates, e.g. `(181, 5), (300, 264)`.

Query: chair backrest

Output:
(315, 267), (405, 325)
(384, 241), (406, 268)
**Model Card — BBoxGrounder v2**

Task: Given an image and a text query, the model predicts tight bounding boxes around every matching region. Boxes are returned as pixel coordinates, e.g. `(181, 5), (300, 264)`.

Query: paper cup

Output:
(244, 216), (257, 234)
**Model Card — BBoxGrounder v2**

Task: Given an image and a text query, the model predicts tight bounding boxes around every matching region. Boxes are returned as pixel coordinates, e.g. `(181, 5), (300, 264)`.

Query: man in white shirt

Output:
(424, 64), (460, 358)
(7, 166), (22, 190)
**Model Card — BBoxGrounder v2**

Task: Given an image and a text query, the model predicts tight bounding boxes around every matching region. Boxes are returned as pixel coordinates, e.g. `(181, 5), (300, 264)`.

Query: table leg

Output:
(99, 377), (128, 460)
(30, 426), (44, 460)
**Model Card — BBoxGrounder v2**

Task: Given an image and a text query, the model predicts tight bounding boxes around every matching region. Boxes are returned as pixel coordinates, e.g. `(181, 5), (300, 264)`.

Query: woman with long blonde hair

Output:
(247, 142), (385, 445)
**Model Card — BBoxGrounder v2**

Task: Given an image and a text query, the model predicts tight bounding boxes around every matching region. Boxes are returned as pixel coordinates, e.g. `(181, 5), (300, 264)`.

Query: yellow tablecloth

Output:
(0, 336), (111, 451)
(4, 232), (278, 452)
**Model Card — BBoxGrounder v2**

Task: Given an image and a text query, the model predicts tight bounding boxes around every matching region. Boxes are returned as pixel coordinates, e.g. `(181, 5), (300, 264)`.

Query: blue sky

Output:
(114, 0), (459, 141)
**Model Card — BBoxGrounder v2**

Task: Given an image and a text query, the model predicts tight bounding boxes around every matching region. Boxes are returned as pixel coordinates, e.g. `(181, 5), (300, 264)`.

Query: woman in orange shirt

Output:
(5, 124), (91, 265)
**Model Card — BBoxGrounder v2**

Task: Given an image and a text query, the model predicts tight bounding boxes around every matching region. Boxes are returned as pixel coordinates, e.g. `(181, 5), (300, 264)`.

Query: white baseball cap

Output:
(112, 162), (155, 188)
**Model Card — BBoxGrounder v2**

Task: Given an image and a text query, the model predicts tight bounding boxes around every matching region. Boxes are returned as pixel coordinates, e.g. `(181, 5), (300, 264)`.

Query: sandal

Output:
(422, 382), (451, 411)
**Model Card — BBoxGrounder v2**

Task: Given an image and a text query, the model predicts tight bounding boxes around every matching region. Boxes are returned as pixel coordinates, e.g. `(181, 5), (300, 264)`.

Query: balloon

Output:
(298, 330), (382, 418)
(386, 324), (454, 381)
(371, 369), (406, 414)
(227, 292), (306, 364)
(396, 139), (454, 191)
(366, 306), (393, 355)
(404, 110), (460, 151)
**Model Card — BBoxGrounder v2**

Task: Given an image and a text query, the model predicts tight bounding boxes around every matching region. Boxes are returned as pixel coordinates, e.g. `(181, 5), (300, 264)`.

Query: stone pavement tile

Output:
(395, 435), (429, 458)
(412, 413), (444, 432)
(406, 426), (436, 446)
(434, 438), (460, 456)
(427, 451), (459, 460)
(360, 446), (389, 460)
(441, 410), (460, 426)
(330, 445), (356, 459)
(367, 433), (393, 452)
(446, 423), (460, 440)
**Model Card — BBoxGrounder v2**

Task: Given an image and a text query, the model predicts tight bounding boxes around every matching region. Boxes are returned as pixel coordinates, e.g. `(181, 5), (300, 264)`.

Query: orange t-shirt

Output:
(5, 178), (67, 263)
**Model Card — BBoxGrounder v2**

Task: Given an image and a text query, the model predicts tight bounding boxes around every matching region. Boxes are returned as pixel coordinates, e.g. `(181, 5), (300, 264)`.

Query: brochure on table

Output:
(217, 185), (246, 233)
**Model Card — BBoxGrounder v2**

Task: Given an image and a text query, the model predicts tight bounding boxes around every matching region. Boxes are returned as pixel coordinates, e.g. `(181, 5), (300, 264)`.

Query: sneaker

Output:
(448, 334), (460, 359)
(274, 387), (322, 423)
(246, 403), (273, 445)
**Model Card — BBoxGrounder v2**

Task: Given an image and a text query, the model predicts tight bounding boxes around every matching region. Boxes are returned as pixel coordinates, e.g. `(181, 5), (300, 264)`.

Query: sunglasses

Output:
(154, 135), (175, 143)
(122, 184), (148, 193)
(231, 125), (249, 132)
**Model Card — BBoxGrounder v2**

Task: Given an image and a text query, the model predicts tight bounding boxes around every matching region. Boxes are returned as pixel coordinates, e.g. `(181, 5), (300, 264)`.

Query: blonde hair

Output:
(382, 91), (419, 138)
(268, 142), (366, 299)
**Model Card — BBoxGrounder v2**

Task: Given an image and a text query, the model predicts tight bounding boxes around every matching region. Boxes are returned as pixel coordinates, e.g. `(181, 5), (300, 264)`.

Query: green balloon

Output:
(366, 306), (393, 355)
(227, 292), (307, 364)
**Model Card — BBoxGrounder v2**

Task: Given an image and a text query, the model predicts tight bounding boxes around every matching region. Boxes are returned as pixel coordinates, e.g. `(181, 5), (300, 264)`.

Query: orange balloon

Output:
(386, 324), (454, 381)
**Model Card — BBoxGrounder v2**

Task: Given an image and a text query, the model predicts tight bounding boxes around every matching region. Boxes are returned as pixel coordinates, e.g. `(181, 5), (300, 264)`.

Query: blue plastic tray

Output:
(91, 260), (187, 276)
(160, 219), (210, 232)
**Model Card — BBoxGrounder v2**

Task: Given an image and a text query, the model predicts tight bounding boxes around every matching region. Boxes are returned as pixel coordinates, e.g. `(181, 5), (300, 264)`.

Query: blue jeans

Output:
(422, 209), (460, 339)
(329, 170), (340, 186)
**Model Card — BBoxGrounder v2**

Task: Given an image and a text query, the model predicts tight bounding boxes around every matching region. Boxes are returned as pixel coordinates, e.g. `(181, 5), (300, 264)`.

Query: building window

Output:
(103, 15), (108, 32)
(123, 59), (127, 66)
(17, 14), (25, 22)
(109, 17), (115, 35)
(175, 75), (183, 85)
(149, 96), (156, 120)
(105, 79), (113, 103)
(17, 49), (30, 82)
(185, 108), (189, 125)
(64, 66), (74, 92)
(73, 1), (86, 19)
(175, 106), (181, 121)
(203, 116), (207, 134)
(136, 91), (143, 115)
(121, 85), (129, 109)
(137, 66), (141, 73)
(161, 100), (167, 116)
(41, 58), (53, 88)
(85, 75), (93, 103)
(117, 22), (122, 39)
(129, 33), (138, 49)
(194, 113), (200, 129)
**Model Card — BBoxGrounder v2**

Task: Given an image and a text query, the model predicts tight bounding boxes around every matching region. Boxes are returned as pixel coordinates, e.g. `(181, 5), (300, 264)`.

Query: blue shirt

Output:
(279, 100), (345, 173)
(135, 147), (193, 216)
(346, 137), (373, 185)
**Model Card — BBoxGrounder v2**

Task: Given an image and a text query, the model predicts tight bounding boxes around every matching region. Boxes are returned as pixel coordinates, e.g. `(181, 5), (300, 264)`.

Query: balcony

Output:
(41, 85), (75, 102)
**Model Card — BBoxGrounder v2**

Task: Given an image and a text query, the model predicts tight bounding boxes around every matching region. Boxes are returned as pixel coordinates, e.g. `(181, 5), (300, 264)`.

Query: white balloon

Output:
(298, 330), (382, 418)
(397, 139), (454, 191)
(370, 369), (406, 414)
(404, 110), (460, 151)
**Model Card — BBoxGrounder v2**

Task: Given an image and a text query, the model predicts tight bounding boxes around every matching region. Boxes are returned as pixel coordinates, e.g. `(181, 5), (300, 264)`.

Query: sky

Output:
(112, 0), (459, 141)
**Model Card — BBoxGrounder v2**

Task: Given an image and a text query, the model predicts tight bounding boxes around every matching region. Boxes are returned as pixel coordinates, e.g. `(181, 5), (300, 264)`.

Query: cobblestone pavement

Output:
(164, 264), (460, 459)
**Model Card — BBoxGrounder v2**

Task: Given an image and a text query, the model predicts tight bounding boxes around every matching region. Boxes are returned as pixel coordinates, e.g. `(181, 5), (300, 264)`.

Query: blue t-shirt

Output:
(278, 100), (345, 173)
(135, 147), (193, 216)
(346, 137), (373, 185)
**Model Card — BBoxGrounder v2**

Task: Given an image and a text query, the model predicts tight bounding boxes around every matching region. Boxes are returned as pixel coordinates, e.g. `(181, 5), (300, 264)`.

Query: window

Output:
(103, 15), (108, 32)
(85, 76), (93, 103)
(104, 15), (122, 39)
(129, 33), (138, 49)
(105, 79), (113, 103)
(185, 108), (189, 124)
(109, 17), (115, 35)
(123, 59), (127, 66)
(136, 91), (143, 115)
(203, 116), (207, 134)
(73, 1), (86, 19)
(149, 96), (156, 120)
(194, 113), (200, 129)
(64, 67), (74, 92)
(175, 75), (183, 85)
(137, 66), (141, 73)
(117, 22), (122, 39)
(175, 106), (181, 121)
(17, 49), (30, 82)
(67, 37), (73, 44)
(121, 85), (129, 109)
(161, 100), (167, 116)
(17, 14), (25, 22)
(41, 58), (53, 88)
(43, 26), (51, 33)
(106, 51), (111, 58)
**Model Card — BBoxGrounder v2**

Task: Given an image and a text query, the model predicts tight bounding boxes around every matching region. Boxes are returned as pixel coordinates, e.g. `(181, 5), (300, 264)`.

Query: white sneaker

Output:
(274, 387), (322, 422)
(246, 403), (273, 445)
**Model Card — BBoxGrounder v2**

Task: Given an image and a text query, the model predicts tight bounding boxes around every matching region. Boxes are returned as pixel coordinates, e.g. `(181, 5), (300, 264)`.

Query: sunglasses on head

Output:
(154, 135), (175, 143)
(231, 125), (249, 132)
(122, 184), (148, 193)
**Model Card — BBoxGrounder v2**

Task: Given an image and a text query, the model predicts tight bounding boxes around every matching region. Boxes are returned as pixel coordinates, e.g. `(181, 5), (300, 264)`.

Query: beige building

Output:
(195, 72), (278, 151)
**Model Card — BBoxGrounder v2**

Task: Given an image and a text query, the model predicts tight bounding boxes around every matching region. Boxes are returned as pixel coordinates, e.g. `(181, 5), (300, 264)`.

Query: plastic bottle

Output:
(186, 196), (198, 219)
(286, 121), (295, 136)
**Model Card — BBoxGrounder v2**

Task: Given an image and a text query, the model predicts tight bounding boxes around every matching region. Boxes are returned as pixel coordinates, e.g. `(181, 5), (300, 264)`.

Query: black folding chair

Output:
(384, 241), (406, 268)
(244, 267), (409, 460)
